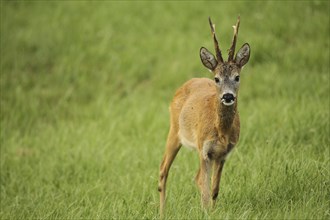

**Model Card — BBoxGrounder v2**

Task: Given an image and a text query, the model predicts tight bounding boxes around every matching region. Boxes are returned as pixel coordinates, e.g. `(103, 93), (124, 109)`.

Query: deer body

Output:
(176, 78), (239, 156)
(159, 17), (250, 216)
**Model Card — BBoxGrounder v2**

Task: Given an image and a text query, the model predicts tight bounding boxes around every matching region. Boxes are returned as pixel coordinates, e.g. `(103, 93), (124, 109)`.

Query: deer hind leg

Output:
(196, 151), (212, 209)
(158, 128), (181, 216)
(211, 159), (225, 207)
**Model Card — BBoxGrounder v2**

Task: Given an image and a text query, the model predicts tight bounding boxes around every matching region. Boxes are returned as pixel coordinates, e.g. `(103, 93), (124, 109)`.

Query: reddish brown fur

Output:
(158, 78), (240, 214)
(158, 17), (250, 217)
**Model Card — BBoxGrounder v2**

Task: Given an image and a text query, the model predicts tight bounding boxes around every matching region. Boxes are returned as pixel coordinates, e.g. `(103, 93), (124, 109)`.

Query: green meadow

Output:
(1, 1), (329, 219)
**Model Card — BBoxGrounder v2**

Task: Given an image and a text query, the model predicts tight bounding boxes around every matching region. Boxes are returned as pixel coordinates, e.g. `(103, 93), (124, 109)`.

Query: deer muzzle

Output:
(221, 93), (235, 106)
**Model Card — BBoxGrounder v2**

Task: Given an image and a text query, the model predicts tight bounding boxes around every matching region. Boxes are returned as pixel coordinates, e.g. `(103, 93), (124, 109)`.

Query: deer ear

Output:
(235, 43), (250, 68)
(200, 47), (218, 71)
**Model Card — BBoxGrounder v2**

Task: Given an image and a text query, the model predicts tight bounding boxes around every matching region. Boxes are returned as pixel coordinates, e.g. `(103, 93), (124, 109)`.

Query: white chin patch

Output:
(221, 100), (235, 106)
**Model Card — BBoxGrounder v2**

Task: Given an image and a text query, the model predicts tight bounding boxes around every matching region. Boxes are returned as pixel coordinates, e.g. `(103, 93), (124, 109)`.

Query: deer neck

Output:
(217, 98), (237, 131)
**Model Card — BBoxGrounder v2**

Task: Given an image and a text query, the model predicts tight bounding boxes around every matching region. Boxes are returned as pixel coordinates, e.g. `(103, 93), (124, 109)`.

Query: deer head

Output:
(200, 16), (250, 106)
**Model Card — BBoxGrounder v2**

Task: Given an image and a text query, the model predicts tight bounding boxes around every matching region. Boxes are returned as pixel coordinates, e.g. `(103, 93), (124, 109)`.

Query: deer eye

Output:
(235, 75), (240, 82)
(214, 78), (220, 83)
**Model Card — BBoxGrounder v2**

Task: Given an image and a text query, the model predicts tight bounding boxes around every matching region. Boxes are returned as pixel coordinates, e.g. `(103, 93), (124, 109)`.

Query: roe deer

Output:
(158, 16), (250, 215)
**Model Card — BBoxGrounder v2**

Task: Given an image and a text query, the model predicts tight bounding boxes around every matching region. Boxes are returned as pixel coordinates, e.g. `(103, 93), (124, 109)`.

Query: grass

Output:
(0, 1), (329, 219)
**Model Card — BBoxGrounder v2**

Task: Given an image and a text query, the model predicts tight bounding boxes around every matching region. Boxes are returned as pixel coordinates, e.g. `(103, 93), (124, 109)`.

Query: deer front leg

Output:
(196, 153), (212, 209)
(211, 159), (225, 207)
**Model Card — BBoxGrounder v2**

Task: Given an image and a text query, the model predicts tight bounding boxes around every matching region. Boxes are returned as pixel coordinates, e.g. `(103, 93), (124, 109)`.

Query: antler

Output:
(228, 16), (240, 62)
(208, 17), (224, 63)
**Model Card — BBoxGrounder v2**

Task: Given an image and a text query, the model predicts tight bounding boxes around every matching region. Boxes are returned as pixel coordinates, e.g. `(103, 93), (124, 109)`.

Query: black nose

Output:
(222, 93), (235, 102)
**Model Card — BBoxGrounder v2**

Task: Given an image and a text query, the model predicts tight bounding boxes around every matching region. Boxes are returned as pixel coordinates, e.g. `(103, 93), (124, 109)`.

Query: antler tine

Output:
(208, 17), (224, 63)
(228, 16), (240, 62)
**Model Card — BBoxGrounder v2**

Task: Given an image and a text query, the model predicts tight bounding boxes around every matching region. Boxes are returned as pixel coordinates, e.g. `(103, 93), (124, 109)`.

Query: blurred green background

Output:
(1, 1), (329, 219)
